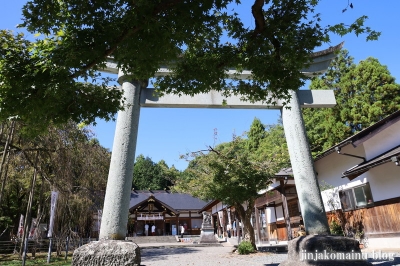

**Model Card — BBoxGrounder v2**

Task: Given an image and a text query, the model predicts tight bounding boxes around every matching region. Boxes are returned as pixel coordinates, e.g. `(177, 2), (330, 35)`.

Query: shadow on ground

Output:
(141, 247), (201, 262)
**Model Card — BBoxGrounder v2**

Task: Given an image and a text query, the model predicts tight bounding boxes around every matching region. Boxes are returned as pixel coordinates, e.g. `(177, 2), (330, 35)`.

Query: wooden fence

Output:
(327, 200), (400, 238)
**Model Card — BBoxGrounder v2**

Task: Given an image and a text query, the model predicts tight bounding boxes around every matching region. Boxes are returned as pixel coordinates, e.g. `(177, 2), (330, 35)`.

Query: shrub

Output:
(237, 241), (254, 255)
(329, 220), (343, 236)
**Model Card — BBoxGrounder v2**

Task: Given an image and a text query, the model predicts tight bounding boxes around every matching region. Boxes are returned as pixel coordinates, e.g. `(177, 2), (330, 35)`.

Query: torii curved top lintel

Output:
(102, 43), (344, 79)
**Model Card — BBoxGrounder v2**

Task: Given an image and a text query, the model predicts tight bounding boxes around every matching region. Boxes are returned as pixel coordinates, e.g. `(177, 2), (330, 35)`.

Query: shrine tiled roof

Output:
(129, 190), (208, 211)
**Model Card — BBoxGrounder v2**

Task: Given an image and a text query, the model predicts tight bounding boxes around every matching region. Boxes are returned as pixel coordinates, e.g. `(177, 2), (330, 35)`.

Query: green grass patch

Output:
(0, 252), (72, 265)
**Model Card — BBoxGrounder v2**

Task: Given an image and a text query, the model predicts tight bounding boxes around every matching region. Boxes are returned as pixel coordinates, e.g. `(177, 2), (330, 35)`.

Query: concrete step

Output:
(127, 236), (177, 243)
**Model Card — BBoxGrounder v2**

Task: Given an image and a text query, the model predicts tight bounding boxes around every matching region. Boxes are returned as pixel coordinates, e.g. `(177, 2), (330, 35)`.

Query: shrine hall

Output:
(128, 190), (208, 236)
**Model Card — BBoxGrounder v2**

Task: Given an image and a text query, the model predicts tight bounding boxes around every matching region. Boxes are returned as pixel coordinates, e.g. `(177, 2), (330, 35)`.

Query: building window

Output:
(339, 183), (374, 211)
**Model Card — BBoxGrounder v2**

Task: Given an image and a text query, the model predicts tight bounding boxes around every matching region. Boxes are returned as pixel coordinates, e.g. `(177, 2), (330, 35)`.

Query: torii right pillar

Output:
(281, 90), (330, 235)
(279, 86), (371, 265)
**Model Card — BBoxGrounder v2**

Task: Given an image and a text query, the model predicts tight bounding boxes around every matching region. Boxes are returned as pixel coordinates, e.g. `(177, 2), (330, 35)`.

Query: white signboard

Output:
(137, 214), (163, 221)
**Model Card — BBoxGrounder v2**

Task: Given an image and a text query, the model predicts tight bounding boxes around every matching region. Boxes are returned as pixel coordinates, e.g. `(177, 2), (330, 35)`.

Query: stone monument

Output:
(198, 211), (218, 244)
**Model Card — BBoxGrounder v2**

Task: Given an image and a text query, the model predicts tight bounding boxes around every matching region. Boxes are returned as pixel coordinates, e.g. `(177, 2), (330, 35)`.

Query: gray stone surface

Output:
(140, 89), (336, 109)
(198, 212), (218, 244)
(99, 71), (142, 240)
(199, 228), (218, 244)
(71, 240), (141, 266)
(281, 89), (330, 235)
(279, 235), (372, 266)
(126, 236), (178, 244)
(202, 211), (212, 226)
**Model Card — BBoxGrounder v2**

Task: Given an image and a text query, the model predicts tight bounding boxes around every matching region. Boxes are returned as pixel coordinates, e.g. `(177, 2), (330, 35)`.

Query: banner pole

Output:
(47, 238), (52, 263)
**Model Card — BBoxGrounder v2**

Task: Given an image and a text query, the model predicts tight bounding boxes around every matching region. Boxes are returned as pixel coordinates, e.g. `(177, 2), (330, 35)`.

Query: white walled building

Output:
(252, 111), (400, 248)
(315, 110), (400, 248)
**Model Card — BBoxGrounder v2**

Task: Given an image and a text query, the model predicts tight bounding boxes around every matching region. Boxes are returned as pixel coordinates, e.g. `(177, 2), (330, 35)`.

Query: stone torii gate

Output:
(98, 44), (342, 242)
(72, 43), (371, 265)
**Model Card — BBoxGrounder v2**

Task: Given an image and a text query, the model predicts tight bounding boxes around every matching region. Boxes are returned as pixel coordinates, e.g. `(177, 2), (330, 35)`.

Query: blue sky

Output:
(1, 1), (399, 171)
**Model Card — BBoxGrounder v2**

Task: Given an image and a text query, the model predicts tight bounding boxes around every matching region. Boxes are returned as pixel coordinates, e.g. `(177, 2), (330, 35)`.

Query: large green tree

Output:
(0, 120), (110, 245)
(0, 1), (379, 133)
(132, 155), (175, 190)
(175, 119), (289, 249)
(246, 117), (265, 152)
(303, 50), (400, 154)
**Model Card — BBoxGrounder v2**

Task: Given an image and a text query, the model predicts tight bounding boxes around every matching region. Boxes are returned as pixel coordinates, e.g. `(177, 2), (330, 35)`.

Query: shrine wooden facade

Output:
(128, 190), (208, 236)
(254, 175), (302, 243)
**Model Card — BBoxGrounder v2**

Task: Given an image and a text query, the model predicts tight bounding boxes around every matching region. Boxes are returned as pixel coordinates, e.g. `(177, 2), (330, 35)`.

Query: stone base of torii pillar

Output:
(280, 235), (372, 266)
(71, 240), (141, 266)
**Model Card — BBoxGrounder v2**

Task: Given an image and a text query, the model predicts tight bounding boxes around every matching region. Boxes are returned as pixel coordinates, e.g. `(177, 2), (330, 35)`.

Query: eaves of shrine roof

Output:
(197, 199), (221, 214)
(274, 167), (294, 179)
(129, 194), (179, 215)
(341, 145), (400, 181)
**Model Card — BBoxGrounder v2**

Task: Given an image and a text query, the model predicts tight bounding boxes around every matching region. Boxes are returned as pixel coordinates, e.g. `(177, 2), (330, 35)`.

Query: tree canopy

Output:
(132, 155), (177, 190)
(174, 119), (289, 248)
(246, 117), (265, 152)
(303, 50), (400, 154)
(0, 120), (110, 245)
(0, 1), (379, 133)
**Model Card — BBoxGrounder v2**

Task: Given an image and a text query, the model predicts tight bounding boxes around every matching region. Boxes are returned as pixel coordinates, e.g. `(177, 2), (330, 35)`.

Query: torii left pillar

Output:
(72, 71), (143, 266)
(99, 70), (142, 240)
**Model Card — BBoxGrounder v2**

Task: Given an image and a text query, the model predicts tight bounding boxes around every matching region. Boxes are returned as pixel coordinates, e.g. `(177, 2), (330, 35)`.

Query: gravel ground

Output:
(141, 246), (285, 266)
(140, 246), (400, 266)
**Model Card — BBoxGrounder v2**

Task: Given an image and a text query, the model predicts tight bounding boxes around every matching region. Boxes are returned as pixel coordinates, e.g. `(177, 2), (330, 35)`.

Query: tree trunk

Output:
(21, 151), (39, 263)
(234, 200), (257, 250)
(36, 175), (46, 229)
(0, 120), (16, 207)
